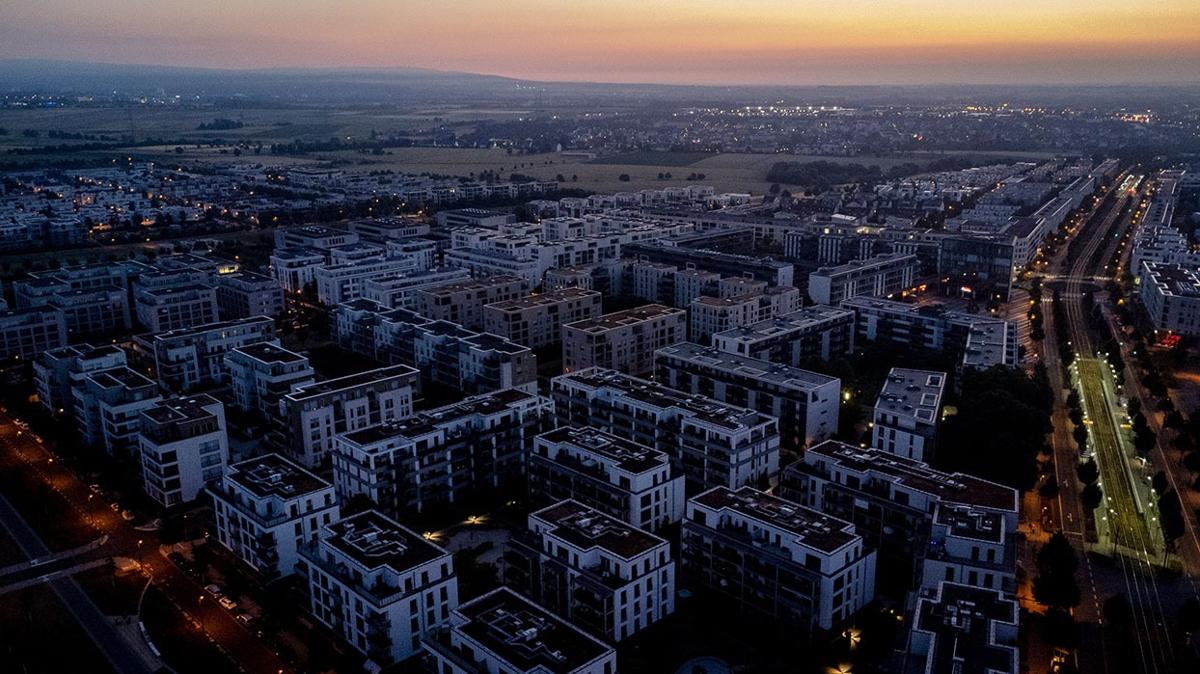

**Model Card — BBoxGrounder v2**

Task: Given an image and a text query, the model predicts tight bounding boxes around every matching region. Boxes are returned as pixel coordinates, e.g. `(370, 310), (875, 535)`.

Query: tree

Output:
(1081, 483), (1103, 511)
(1033, 533), (1081, 610)
(1077, 458), (1099, 485)
(617, 174), (631, 182)
(1103, 593), (1133, 634)
(1179, 597), (1200, 634)
(1073, 424), (1088, 450)
(1039, 479), (1060, 499)
(1042, 608), (1080, 648)
(1152, 470), (1169, 496)
(1158, 488), (1186, 542)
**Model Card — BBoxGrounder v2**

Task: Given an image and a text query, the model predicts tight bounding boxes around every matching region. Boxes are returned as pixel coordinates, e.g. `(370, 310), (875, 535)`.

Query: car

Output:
(218, 597), (238, 611)
(120, 509), (135, 521)
(88, 484), (102, 495)
(235, 613), (255, 627)
(204, 584), (223, 598)
(109, 502), (121, 512)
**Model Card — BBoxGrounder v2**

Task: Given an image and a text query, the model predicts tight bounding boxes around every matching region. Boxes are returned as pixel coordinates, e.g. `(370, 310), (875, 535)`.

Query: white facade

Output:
(225, 342), (315, 416)
(209, 453), (339, 579)
(301, 510), (458, 666)
(562, 304), (687, 377)
(871, 368), (946, 463)
(138, 394), (229, 508)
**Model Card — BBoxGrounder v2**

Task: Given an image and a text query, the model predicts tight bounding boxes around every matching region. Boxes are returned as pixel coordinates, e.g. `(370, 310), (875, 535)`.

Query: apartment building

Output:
(152, 316), (277, 392)
(779, 441), (1018, 596)
(138, 394), (228, 508)
(334, 301), (537, 395)
(682, 486), (876, 633)
(872, 368), (946, 462)
(551, 368), (779, 491)
(411, 274), (529, 330)
(688, 286), (803, 346)
(277, 364), (419, 468)
(899, 582), (1018, 674)
(135, 283), (219, 333)
(0, 306), (67, 360)
(270, 247), (325, 293)
(482, 287), (603, 349)
(34, 343), (126, 415)
(274, 225), (359, 251)
(209, 453), (339, 579)
(73, 367), (161, 457)
(423, 587), (617, 674)
(562, 304), (687, 377)
(655, 342), (839, 451)
(332, 389), (552, 516)
(1138, 261), (1200, 336)
(807, 253), (919, 305)
(528, 426), (685, 530)
(225, 342), (315, 416)
(503, 500), (675, 642)
(215, 270), (285, 319)
(841, 297), (1020, 370)
(315, 258), (418, 305)
(48, 287), (132, 341)
(300, 510), (458, 666)
(711, 305), (855, 365)
(359, 267), (473, 310)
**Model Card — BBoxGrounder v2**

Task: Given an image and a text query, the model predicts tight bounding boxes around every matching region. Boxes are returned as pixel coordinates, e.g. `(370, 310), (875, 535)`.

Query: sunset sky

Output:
(2, 0), (1198, 85)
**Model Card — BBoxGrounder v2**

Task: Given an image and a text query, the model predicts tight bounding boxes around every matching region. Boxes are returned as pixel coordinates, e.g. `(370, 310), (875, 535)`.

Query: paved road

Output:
(0, 414), (293, 674)
(0, 490), (155, 674)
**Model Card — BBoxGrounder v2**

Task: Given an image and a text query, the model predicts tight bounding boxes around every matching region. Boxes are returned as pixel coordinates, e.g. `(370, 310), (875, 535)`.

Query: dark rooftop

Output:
(533, 500), (666, 559)
(691, 486), (859, 555)
(537, 426), (667, 474)
(323, 510), (447, 571)
(227, 453), (330, 499)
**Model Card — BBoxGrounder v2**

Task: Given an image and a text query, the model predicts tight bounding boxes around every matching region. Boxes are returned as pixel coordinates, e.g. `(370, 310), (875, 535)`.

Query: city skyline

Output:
(2, 0), (1199, 85)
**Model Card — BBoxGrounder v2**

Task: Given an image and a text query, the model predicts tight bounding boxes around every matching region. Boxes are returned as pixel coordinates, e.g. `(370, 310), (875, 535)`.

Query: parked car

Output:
(204, 584), (223, 598)
(218, 597), (238, 611)
(235, 613), (255, 627)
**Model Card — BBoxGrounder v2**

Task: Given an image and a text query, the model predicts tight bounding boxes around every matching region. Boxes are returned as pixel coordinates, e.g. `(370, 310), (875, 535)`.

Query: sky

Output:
(1, 0), (1198, 86)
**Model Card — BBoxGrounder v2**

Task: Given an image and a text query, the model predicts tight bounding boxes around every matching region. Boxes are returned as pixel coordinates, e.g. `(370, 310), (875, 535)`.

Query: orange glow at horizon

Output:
(1, 0), (1198, 84)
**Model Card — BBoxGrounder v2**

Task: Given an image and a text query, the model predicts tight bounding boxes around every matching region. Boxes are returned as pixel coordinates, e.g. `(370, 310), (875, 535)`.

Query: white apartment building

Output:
(152, 316), (277, 392)
(138, 394), (229, 508)
(712, 305), (856, 365)
(423, 587), (617, 674)
(482, 287), (603, 350)
(270, 247), (325, 293)
(315, 258), (418, 305)
(209, 453), (339, 580)
(0, 306), (68, 360)
(551, 368), (780, 491)
(135, 283), (219, 333)
(655, 342), (840, 451)
(872, 368), (946, 463)
(215, 270), (285, 319)
(332, 389), (552, 517)
(301, 510), (458, 666)
(73, 366), (162, 457)
(34, 343), (126, 416)
(807, 252), (919, 305)
(225, 342), (315, 416)
(562, 304), (687, 377)
(277, 364), (419, 468)
(529, 426), (685, 530)
(274, 225), (359, 251)
(48, 287), (132, 341)
(504, 500), (676, 642)
(683, 486), (876, 633)
(359, 267), (474, 310)
(410, 274), (529, 328)
(1138, 261), (1200, 336)
(688, 286), (802, 345)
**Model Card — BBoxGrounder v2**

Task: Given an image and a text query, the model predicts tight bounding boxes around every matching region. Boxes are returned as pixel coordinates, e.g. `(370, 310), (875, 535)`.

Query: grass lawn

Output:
(589, 151), (713, 166)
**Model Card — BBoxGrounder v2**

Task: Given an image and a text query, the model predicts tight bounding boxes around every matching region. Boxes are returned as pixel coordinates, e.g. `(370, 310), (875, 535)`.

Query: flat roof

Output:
(537, 426), (668, 474)
(88, 367), (156, 390)
(913, 583), (1018, 674)
(142, 394), (220, 425)
(555, 368), (773, 433)
(485, 287), (601, 312)
(798, 440), (1018, 513)
(231, 342), (308, 364)
(876, 368), (946, 424)
(533, 500), (666, 559)
(563, 304), (684, 333)
(714, 305), (853, 342)
(342, 388), (538, 446)
(656, 342), (837, 390)
(154, 315), (274, 340)
(416, 274), (527, 297)
(287, 364), (418, 401)
(323, 510), (446, 571)
(226, 453), (330, 499)
(691, 486), (859, 554)
(454, 588), (612, 673)
(934, 504), (1007, 544)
